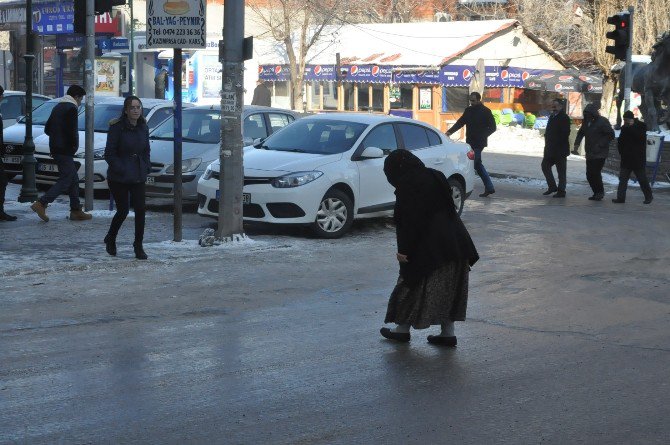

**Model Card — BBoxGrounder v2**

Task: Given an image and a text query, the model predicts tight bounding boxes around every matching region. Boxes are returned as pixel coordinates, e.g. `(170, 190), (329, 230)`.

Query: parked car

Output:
(1, 91), (51, 128)
(0, 98), (97, 179)
(146, 105), (298, 201)
(197, 113), (475, 238)
(31, 98), (181, 190)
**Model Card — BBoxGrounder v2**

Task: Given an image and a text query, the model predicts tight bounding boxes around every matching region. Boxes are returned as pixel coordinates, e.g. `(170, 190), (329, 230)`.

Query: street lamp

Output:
(18, 0), (38, 203)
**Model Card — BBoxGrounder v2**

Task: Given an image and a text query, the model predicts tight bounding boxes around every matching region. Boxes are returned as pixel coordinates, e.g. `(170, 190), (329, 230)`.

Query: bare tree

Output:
(247, 0), (351, 110)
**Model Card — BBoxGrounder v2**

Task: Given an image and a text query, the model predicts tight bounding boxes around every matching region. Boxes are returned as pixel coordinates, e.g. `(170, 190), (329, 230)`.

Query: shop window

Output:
(323, 81), (338, 110)
(358, 84), (370, 111)
(483, 88), (503, 102)
(309, 82), (320, 110)
(390, 85), (413, 109)
(372, 85), (384, 112)
(445, 87), (469, 112)
(343, 83), (355, 111)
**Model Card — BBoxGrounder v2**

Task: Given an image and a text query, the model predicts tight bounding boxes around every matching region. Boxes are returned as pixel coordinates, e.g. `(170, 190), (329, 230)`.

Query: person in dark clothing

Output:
(380, 149), (479, 347)
(30, 85), (91, 222)
(612, 110), (653, 204)
(0, 84), (17, 221)
(104, 96), (151, 260)
(446, 92), (496, 197)
(573, 102), (615, 201)
(154, 67), (168, 99)
(541, 98), (571, 198)
(251, 80), (271, 107)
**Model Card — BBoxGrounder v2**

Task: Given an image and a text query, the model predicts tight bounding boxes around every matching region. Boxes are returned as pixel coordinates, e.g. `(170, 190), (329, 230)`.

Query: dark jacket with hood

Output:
(618, 118), (647, 170)
(574, 104), (614, 160)
(447, 102), (496, 150)
(44, 95), (79, 156)
(384, 149), (479, 285)
(544, 109), (571, 158)
(104, 116), (151, 184)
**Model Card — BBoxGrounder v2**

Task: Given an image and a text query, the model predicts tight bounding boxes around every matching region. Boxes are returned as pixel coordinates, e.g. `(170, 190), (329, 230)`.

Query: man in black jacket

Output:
(30, 85), (92, 222)
(612, 110), (653, 204)
(0, 84), (18, 221)
(251, 80), (271, 107)
(573, 102), (614, 201)
(446, 92), (497, 197)
(541, 98), (571, 198)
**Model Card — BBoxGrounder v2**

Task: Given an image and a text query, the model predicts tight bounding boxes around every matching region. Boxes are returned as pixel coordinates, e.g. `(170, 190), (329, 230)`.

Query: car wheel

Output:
(448, 177), (465, 215)
(311, 189), (354, 238)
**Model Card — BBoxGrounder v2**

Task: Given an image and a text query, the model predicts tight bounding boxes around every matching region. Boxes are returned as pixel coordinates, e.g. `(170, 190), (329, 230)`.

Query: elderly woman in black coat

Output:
(612, 110), (653, 204)
(104, 96), (151, 260)
(380, 149), (479, 346)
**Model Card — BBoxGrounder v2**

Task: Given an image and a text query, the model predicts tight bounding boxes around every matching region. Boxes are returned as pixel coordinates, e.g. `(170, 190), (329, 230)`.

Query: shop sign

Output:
(146, 0), (206, 49)
(32, 2), (75, 35)
(0, 8), (25, 26)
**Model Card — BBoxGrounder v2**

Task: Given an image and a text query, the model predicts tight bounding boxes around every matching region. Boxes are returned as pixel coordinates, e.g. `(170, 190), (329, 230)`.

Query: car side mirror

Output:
(252, 137), (265, 147)
(359, 146), (384, 159)
(16, 115), (24, 123)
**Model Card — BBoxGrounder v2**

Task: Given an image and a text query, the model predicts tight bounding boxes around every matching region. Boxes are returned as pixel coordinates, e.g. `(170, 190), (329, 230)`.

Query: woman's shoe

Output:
(104, 234), (117, 256)
(380, 327), (410, 342)
(427, 335), (457, 347)
(133, 242), (148, 260)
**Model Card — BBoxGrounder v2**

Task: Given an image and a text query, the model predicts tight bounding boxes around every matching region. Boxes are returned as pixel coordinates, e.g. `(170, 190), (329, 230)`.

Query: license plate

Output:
(215, 190), (251, 204)
(146, 176), (155, 184)
(38, 163), (58, 172)
(3, 156), (21, 164)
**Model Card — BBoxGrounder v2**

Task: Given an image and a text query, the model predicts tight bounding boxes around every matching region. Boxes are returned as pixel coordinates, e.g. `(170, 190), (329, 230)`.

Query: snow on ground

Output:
(487, 125), (545, 156)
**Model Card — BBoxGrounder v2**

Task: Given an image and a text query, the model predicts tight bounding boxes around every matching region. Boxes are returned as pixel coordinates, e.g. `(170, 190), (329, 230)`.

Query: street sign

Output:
(146, 0), (206, 49)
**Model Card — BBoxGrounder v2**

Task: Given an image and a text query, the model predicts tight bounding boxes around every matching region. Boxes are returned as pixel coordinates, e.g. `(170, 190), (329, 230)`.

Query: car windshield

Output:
(260, 119), (368, 154)
(18, 101), (59, 125)
(77, 104), (150, 132)
(149, 108), (221, 144)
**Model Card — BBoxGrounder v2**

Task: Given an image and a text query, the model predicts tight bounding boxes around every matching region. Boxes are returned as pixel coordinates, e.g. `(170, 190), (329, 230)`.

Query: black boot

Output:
(133, 242), (148, 260)
(104, 234), (117, 256)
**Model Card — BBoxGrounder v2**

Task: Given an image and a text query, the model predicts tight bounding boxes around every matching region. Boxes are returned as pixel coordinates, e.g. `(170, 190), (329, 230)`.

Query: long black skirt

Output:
(384, 260), (469, 329)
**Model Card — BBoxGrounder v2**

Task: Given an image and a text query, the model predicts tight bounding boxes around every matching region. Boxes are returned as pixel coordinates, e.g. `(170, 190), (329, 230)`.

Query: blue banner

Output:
(258, 65), (291, 81)
(394, 69), (442, 84)
(32, 1), (74, 35)
(304, 65), (336, 81)
(342, 64), (393, 83)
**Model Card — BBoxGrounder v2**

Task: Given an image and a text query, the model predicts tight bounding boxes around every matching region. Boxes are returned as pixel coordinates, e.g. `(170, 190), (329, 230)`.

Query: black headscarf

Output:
(383, 149), (425, 188)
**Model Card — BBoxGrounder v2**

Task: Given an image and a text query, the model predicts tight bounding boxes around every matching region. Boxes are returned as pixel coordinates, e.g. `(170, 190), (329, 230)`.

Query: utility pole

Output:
(173, 48), (183, 242)
(216, 0), (245, 240)
(623, 6), (634, 113)
(18, 0), (37, 203)
(129, 0), (135, 94)
(83, 0), (96, 210)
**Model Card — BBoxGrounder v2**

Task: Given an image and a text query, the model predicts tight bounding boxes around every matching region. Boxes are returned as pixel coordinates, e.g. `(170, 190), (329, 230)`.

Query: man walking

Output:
(251, 79), (271, 107)
(541, 98), (571, 198)
(612, 110), (653, 204)
(30, 85), (92, 222)
(573, 103), (614, 201)
(446, 92), (496, 197)
(0, 84), (17, 221)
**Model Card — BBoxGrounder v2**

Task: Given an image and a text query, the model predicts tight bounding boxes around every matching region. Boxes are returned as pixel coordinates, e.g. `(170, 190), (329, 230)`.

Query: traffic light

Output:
(606, 12), (631, 61)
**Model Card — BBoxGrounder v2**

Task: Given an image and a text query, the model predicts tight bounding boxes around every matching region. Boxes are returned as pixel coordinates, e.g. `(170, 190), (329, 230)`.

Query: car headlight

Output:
(166, 158), (202, 174)
(202, 165), (213, 180)
(75, 149), (106, 159)
(271, 171), (323, 188)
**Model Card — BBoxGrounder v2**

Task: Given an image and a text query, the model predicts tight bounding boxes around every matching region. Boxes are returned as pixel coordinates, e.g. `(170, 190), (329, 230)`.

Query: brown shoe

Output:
(30, 201), (49, 222)
(70, 209), (93, 221)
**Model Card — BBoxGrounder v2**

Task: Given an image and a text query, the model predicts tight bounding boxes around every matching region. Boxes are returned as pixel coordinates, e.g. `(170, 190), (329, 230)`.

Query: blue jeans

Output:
(39, 154), (82, 210)
(474, 148), (494, 192)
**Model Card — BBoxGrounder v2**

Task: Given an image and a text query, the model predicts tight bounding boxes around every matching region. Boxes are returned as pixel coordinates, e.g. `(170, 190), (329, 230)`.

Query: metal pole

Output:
(216, 0), (245, 240)
(173, 49), (183, 242)
(18, 0), (37, 203)
(623, 7), (634, 113)
(129, 0), (135, 94)
(83, 0), (95, 210)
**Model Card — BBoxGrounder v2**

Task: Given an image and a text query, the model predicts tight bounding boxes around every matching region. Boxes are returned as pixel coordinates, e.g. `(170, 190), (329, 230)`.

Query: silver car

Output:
(146, 105), (298, 201)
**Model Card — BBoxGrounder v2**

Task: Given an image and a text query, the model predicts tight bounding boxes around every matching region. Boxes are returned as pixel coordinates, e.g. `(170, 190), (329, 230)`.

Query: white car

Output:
(31, 98), (179, 190)
(1, 91), (51, 129)
(146, 105), (298, 201)
(197, 113), (475, 238)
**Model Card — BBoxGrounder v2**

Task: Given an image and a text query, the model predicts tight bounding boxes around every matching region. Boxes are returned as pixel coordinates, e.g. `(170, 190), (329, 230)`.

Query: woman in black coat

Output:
(380, 149), (479, 346)
(104, 96), (151, 259)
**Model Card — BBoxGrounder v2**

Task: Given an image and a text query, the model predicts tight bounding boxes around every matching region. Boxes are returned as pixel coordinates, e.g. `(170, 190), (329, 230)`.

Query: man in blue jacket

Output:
(446, 92), (497, 197)
(30, 85), (92, 222)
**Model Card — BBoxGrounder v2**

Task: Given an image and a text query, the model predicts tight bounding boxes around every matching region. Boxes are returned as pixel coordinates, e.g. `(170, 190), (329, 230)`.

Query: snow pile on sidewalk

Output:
(487, 126), (545, 156)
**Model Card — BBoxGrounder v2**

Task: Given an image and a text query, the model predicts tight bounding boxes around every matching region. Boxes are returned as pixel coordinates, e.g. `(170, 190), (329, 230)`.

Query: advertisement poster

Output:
(146, 0), (206, 49)
(187, 51), (221, 105)
(95, 59), (120, 97)
(419, 87), (432, 110)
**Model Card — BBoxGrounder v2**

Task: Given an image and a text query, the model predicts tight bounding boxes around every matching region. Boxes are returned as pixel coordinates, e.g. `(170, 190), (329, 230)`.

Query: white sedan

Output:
(197, 113), (475, 238)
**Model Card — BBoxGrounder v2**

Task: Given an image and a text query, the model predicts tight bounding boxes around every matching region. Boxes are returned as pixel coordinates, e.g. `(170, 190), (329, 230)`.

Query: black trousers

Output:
(585, 158), (606, 196)
(617, 167), (653, 201)
(541, 155), (567, 192)
(0, 160), (8, 209)
(108, 181), (146, 243)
